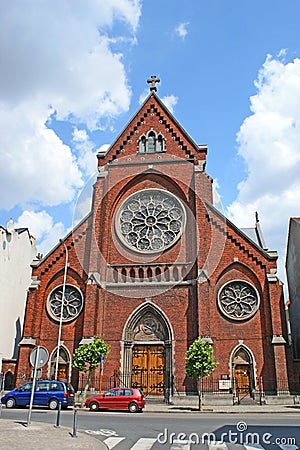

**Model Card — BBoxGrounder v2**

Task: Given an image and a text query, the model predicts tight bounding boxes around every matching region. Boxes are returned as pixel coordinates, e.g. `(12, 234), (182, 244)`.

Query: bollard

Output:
(54, 401), (61, 428)
(71, 408), (78, 438)
(260, 391), (266, 405)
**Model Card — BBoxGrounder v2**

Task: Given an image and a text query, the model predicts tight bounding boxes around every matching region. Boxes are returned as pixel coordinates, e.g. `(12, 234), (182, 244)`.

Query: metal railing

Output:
(10, 374), (300, 399)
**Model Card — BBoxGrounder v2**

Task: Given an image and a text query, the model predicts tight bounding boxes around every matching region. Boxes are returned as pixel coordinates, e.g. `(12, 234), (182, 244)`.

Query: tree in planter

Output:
(185, 337), (218, 411)
(72, 336), (109, 406)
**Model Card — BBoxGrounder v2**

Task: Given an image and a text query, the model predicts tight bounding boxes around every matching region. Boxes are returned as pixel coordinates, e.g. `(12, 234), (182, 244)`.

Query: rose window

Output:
(218, 281), (259, 320)
(115, 189), (186, 253)
(47, 285), (84, 322)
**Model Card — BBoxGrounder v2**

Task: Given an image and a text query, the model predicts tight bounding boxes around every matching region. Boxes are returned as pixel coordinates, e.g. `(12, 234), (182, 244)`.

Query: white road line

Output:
(103, 436), (126, 449)
(278, 445), (299, 450)
(244, 445), (265, 450)
(208, 442), (228, 450)
(130, 437), (157, 449)
(170, 440), (191, 449)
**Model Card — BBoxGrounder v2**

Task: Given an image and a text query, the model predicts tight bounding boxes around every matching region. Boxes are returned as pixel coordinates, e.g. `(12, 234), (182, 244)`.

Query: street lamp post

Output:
(55, 239), (68, 381)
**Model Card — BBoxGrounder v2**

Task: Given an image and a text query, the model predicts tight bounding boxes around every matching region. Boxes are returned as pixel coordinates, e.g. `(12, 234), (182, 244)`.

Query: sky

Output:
(1, 0), (300, 292)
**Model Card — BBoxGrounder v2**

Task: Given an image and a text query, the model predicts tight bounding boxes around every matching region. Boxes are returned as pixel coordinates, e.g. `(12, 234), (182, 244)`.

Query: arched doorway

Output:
(4, 371), (14, 390)
(231, 346), (255, 397)
(122, 303), (173, 397)
(49, 346), (71, 382)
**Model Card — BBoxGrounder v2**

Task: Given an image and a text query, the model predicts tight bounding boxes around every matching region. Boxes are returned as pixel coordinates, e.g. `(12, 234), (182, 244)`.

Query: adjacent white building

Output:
(0, 219), (37, 360)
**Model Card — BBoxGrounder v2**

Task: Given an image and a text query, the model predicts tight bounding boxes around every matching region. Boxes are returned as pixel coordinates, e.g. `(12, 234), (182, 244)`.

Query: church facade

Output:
(17, 80), (289, 399)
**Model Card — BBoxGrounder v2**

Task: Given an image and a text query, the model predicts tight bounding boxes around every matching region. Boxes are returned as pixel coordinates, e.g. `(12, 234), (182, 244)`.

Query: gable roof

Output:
(97, 91), (208, 166)
(205, 201), (278, 261)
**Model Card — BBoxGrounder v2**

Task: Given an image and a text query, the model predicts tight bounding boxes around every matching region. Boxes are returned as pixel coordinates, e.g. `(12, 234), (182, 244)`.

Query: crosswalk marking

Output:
(86, 432), (300, 450)
(244, 445), (265, 450)
(103, 436), (126, 449)
(278, 446), (299, 450)
(130, 437), (157, 449)
(208, 442), (228, 450)
(171, 440), (190, 449)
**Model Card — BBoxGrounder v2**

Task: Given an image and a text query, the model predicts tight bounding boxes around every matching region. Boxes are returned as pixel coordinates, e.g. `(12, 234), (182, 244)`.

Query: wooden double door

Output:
(132, 344), (165, 395)
(234, 365), (251, 395)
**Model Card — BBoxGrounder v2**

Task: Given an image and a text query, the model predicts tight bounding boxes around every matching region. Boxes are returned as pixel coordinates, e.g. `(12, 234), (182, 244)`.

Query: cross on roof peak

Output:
(147, 75), (160, 92)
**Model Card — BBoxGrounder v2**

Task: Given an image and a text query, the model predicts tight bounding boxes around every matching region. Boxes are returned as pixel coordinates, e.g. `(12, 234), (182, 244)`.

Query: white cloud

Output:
(175, 22), (189, 40)
(139, 88), (150, 105)
(161, 95), (178, 114)
(73, 173), (98, 227)
(97, 144), (111, 154)
(0, 0), (142, 211)
(72, 128), (98, 177)
(0, 102), (83, 209)
(227, 55), (300, 281)
(14, 210), (67, 256)
(138, 90), (178, 114)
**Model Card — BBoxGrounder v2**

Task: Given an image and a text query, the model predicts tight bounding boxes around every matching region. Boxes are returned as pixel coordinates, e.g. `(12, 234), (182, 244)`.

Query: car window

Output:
(105, 389), (118, 397)
(49, 382), (64, 391)
(120, 389), (133, 396)
(20, 383), (32, 391)
(36, 382), (48, 391)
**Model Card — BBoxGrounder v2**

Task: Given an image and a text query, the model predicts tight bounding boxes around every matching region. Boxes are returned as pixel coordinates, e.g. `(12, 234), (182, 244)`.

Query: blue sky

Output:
(1, 0), (300, 287)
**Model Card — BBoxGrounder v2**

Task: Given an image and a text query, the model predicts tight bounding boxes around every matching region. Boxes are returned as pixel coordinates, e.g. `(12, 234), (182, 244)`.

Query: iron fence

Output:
(75, 374), (300, 396)
(199, 377), (300, 396)
(9, 373), (300, 398)
(77, 371), (166, 397)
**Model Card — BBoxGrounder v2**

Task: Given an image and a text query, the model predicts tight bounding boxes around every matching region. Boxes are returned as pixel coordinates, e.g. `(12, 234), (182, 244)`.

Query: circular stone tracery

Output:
(47, 285), (84, 323)
(115, 189), (186, 253)
(218, 280), (259, 320)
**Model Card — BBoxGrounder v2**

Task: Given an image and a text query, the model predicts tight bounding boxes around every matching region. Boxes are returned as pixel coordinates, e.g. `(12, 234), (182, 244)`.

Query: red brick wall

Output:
(16, 93), (289, 394)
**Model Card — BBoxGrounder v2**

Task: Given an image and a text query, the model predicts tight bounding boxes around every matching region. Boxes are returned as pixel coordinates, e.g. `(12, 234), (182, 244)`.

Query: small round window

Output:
(47, 285), (84, 323)
(218, 280), (259, 321)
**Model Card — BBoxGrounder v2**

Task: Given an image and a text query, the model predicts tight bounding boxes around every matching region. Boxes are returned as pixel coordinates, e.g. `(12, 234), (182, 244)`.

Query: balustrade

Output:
(106, 262), (191, 284)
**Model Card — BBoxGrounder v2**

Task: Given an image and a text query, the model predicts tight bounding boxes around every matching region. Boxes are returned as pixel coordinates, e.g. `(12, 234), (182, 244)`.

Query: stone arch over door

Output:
(48, 346), (71, 382)
(230, 345), (256, 396)
(122, 302), (173, 397)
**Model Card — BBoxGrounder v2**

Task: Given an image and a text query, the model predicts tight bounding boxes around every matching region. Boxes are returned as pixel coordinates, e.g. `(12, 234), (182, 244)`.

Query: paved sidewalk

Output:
(0, 419), (106, 450)
(145, 402), (300, 414)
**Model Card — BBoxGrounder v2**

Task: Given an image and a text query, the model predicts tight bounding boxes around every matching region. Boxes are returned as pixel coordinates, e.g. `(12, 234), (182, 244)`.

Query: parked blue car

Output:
(1, 380), (74, 410)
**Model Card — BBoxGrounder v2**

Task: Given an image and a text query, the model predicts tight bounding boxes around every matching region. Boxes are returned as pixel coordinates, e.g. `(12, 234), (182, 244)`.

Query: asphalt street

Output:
(1, 404), (299, 450)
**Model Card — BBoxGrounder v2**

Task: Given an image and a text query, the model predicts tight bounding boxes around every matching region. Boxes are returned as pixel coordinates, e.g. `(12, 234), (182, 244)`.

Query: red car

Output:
(85, 388), (145, 413)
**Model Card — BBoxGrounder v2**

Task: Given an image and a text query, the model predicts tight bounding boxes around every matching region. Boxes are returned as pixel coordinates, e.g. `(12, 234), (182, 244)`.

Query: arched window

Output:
(148, 131), (156, 153)
(157, 134), (164, 152)
(137, 130), (165, 154)
(139, 135), (146, 153)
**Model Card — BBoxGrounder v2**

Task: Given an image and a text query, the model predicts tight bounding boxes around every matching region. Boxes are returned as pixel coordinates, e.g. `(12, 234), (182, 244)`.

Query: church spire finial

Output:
(147, 75), (160, 92)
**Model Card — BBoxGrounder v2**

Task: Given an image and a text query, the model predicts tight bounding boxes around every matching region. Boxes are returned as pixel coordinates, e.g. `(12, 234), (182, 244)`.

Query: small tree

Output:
(185, 337), (218, 411)
(72, 336), (109, 406)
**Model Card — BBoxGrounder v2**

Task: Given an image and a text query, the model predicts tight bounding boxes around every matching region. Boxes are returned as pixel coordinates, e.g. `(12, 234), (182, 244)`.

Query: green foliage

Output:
(185, 337), (218, 380)
(72, 336), (109, 373)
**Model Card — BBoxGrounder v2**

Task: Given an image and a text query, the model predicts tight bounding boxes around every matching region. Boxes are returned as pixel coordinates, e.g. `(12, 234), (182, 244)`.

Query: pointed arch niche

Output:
(230, 344), (256, 396)
(48, 346), (71, 383)
(121, 302), (173, 397)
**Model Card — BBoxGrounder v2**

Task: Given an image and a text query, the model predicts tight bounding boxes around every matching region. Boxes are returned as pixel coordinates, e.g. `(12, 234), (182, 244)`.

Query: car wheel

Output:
(6, 397), (16, 409)
(128, 402), (139, 413)
(89, 401), (99, 411)
(48, 399), (59, 410)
